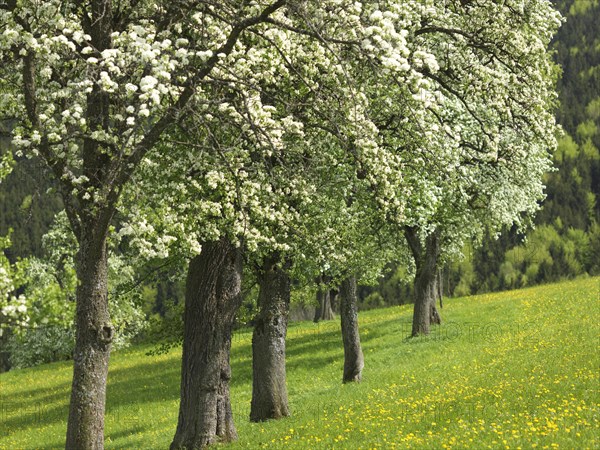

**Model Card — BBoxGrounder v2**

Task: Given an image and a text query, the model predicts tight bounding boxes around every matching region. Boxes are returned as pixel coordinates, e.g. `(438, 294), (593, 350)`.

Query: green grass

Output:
(1, 277), (599, 449)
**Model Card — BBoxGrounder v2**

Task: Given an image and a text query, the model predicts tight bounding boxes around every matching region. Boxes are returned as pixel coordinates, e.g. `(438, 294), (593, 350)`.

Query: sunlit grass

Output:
(1, 277), (598, 449)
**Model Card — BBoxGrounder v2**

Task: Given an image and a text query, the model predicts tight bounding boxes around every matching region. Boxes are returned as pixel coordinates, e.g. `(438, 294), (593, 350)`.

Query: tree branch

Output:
(104, 0), (288, 214)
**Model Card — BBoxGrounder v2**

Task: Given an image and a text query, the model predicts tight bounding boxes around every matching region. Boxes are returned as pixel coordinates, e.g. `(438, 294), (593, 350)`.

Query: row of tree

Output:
(361, 0), (599, 305)
(0, 1), (560, 449)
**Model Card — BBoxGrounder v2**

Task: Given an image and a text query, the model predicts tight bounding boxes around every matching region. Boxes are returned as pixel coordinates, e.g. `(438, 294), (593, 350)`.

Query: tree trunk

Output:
(171, 239), (243, 450)
(313, 278), (335, 322)
(340, 276), (364, 383)
(66, 225), (113, 450)
(429, 279), (442, 326)
(0, 324), (11, 373)
(62, 1), (115, 446)
(313, 290), (322, 322)
(405, 227), (442, 337)
(437, 268), (443, 309)
(330, 288), (339, 313)
(250, 254), (290, 422)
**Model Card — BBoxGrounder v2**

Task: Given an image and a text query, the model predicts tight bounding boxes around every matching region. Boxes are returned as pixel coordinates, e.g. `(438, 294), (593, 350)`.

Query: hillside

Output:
(1, 278), (598, 449)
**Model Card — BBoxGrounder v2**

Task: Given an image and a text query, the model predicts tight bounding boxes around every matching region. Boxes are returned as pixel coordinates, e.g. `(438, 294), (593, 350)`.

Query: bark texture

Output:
(405, 227), (442, 337)
(66, 226), (112, 450)
(171, 239), (243, 450)
(64, 2), (115, 448)
(340, 276), (364, 383)
(250, 254), (291, 422)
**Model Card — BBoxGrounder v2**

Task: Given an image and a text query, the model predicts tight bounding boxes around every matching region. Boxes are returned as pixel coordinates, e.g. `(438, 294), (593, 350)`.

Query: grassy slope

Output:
(0, 277), (598, 449)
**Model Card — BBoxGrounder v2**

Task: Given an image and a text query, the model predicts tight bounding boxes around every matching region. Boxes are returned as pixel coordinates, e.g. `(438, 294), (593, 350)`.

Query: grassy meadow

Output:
(0, 277), (598, 449)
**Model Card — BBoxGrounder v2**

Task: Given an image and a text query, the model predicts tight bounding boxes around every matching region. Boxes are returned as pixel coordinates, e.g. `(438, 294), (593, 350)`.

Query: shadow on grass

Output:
(105, 357), (181, 408)
(105, 425), (149, 442)
(0, 380), (72, 411)
(0, 314), (426, 443)
(0, 407), (68, 443)
(28, 425), (154, 450)
(0, 354), (182, 438)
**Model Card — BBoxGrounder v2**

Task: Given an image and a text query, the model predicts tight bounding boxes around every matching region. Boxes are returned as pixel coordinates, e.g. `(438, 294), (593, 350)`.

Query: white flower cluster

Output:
(0, 0), (561, 283)
(0, 237), (29, 335)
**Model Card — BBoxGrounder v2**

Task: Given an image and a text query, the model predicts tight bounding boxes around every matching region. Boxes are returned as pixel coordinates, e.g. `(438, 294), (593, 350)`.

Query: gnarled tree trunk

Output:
(250, 254), (290, 422)
(171, 239), (242, 450)
(405, 227), (442, 337)
(340, 276), (364, 383)
(64, 0), (116, 447)
(66, 223), (113, 450)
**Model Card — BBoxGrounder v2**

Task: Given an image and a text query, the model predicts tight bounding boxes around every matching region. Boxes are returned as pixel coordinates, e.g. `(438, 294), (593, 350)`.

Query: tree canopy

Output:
(0, 0), (568, 447)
